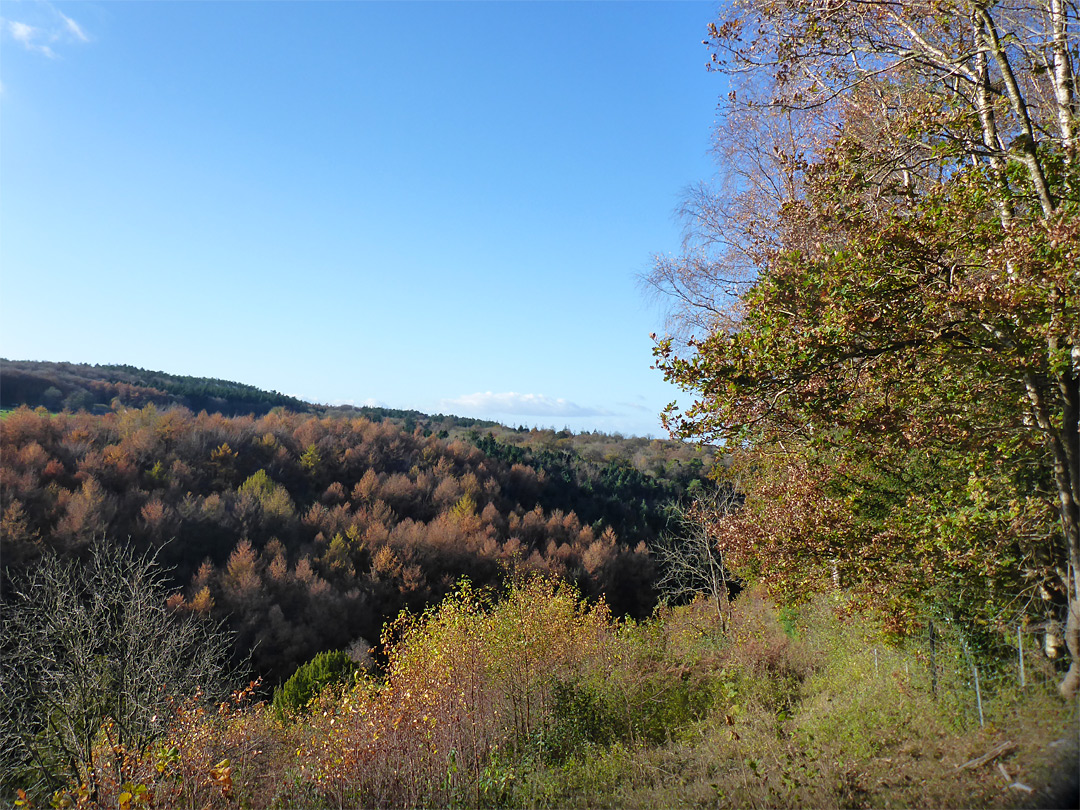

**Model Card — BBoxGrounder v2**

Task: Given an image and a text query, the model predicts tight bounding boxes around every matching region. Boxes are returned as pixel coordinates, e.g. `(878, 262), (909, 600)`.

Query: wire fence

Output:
(858, 619), (1067, 731)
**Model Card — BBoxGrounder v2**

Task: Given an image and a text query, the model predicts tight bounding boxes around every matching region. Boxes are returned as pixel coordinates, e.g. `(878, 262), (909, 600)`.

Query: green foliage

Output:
(271, 650), (357, 720)
(237, 469), (296, 521)
(542, 678), (628, 761)
(450, 493), (478, 521)
(0, 358), (310, 415)
(299, 444), (322, 475)
(145, 460), (168, 488)
(651, 0), (1080, 696)
(467, 430), (712, 547)
(656, 143), (1077, 638)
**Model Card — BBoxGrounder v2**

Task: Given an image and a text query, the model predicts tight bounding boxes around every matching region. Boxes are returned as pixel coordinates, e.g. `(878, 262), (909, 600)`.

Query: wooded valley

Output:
(3, 0), (1079, 806)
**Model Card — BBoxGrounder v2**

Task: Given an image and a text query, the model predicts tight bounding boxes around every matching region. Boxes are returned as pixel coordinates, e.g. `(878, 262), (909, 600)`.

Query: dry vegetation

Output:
(30, 578), (1077, 810)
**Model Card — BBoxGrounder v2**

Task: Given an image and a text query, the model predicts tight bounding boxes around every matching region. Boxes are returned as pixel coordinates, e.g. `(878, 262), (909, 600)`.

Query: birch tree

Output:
(650, 0), (1079, 696)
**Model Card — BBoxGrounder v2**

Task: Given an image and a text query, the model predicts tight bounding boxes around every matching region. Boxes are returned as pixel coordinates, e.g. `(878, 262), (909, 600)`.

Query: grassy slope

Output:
(48, 584), (1078, 810)
(498, 593), (1078, 810)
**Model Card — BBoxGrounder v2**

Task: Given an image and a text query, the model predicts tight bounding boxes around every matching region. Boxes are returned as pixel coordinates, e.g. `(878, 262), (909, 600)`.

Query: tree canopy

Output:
(649, 0), (1079, 696)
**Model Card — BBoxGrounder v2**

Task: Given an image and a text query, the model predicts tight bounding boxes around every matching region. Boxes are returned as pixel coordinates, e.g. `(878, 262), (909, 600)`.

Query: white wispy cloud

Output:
(328, 397), (388, 408)
(441, 392), (611, 418)
(8, 20), (36, 43)
(6, 20), (55, 57)
(59, 12), (88, 43)
(2, 2), (90, 58)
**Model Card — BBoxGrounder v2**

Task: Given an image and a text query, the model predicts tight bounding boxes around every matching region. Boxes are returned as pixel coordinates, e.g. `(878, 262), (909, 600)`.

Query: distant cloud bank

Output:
(441, 391), (610, 418)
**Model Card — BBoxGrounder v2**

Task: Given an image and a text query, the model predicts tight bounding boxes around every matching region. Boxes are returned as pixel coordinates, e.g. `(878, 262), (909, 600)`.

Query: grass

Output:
(32, 581), (1080, 809)
(483, 591), (1079, 810)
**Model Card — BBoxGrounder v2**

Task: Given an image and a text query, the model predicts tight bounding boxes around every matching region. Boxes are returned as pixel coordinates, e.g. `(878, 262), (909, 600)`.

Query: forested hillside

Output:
(3, 0), (1079, 805)
(0, 359), (498, 431)
(0, 359), (310, 417)
(0, 402), (712, 683)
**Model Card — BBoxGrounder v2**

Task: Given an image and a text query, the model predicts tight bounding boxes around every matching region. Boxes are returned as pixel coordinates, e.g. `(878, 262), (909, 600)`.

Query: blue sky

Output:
(1, 0), (724, 437)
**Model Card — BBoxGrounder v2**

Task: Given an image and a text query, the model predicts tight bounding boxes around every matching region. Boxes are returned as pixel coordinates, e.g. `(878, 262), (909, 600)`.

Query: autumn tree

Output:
(650, 0), (1079, 695)
(0, 402), (688, 685)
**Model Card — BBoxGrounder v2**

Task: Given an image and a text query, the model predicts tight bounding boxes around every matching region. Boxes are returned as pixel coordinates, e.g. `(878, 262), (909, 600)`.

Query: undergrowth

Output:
(29, 578), (1079, 809)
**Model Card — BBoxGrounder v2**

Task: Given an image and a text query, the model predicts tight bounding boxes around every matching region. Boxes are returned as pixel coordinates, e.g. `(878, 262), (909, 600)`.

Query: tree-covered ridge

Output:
(0, 404), (710, 684)
(0, 359), (503, 431)
(0, 359), (310, 416)
(0, 359), (684, 442)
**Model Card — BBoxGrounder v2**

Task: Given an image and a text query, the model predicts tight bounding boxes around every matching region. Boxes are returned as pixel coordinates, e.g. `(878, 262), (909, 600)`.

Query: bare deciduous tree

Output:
(651, 488), (742, 630)
(0, 540), (233, 800)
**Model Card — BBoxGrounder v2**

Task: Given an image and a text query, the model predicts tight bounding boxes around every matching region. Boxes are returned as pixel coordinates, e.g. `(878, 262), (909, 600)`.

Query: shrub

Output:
(272, 649), (358, 720)
(542, 677), (628, 761)
(278, 576), (616, 808)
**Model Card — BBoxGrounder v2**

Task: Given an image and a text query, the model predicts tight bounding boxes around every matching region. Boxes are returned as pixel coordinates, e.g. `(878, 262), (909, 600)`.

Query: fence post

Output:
(973, 661), (984, 727)
(929, 620), (938, 698)
(1018, 626), (1026, 688)
(962, 637), (985, 728)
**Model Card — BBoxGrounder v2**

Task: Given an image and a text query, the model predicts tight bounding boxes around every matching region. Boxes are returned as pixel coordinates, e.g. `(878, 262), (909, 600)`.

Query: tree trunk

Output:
(1048, 0), (1076, 156)
(1062, 598), (1080, 700)
(1058, 369), (1080, 699)
(972, 13), (1014, 225)
(1024, 369), (1080, 698)
(977, 6), (1057, 217)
